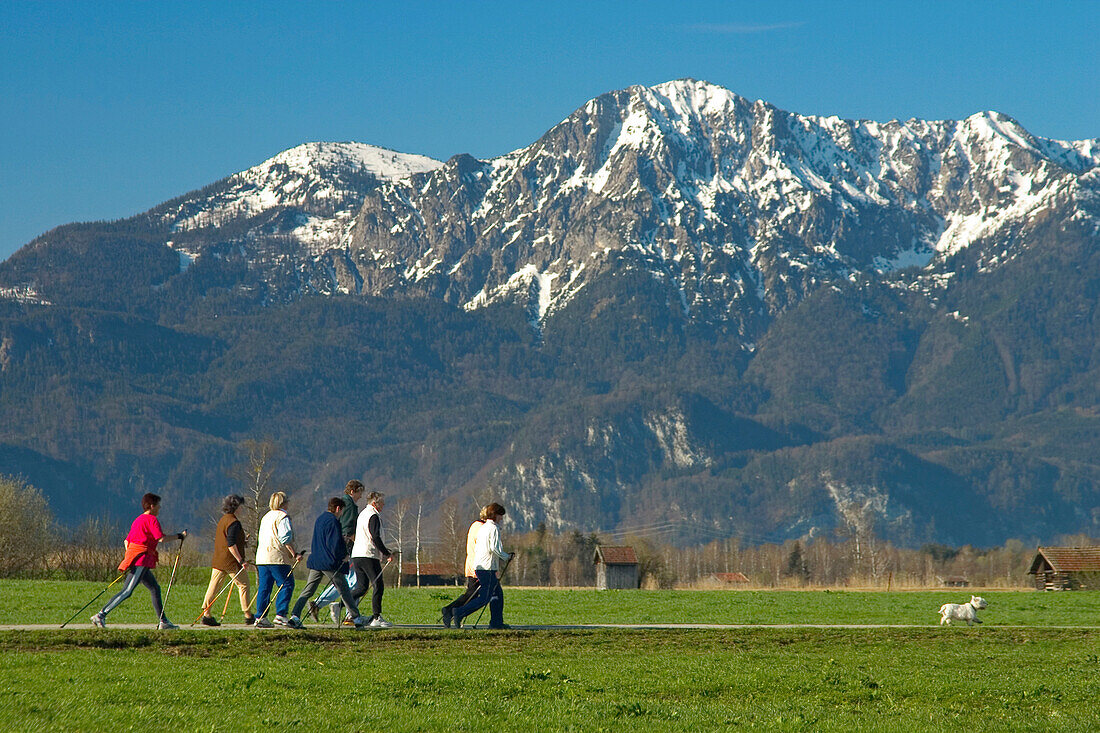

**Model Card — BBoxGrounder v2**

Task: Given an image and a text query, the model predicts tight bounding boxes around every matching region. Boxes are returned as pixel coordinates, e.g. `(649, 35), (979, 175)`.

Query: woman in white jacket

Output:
(452, 503), (513, 629)
(253, 492), (303, 628)
(350, 491), (395, 627)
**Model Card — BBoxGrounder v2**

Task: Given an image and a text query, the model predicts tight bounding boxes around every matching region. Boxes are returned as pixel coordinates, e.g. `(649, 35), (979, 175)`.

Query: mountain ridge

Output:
(1, 79), (1098, 546)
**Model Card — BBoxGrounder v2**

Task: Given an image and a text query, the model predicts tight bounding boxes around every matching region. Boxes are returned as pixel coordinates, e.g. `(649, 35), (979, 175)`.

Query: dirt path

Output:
(6, 622), (1100, 631)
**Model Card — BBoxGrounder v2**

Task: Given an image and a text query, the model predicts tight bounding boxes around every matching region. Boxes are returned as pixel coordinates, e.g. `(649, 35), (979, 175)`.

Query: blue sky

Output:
(2, 1), (1097, 262)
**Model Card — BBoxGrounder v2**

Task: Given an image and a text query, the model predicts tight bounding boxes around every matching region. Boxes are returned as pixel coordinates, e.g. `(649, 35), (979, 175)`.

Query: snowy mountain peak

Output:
(336, 79), (1100, 334)
(254, 142), (443, 183)
(160, 142), (442, 257)
(644, 78), (748, 116)
(18, 79), (1095, 336)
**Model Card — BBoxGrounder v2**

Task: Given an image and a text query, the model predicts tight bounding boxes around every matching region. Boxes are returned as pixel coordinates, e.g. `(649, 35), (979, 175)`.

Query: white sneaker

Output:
(329, 604), (341, 625)
(157, 619), (179, 630)
(351, 615), (370, 628)
(369, 616), (393, 628)
(90, 613), (106, 628)
(273, 615), (293, 627)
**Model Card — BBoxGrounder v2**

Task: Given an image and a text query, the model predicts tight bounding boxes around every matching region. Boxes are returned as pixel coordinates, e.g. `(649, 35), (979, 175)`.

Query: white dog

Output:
(938, 595), (988, 626)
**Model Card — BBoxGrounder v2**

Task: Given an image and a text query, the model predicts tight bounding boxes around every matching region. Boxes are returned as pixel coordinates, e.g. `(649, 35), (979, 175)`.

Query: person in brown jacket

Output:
(199, 494), (254, 626)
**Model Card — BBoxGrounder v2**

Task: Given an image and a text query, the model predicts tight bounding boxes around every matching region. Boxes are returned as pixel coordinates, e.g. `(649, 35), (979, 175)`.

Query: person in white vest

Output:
(253, 491), (303, 628)
(350, 491), (395, 628)
(452, 502), (513, 629)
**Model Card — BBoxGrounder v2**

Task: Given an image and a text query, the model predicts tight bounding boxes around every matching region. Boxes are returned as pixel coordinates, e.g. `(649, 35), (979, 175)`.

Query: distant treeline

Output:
(6, 475), (1081, 589)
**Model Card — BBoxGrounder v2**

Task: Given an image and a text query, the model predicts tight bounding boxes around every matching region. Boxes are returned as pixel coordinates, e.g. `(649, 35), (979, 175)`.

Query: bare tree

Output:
(228, 438), (288, 552)
(438, 498), (464, 582)
(391, 497), (411, 587)
(414, 500), (423, 587)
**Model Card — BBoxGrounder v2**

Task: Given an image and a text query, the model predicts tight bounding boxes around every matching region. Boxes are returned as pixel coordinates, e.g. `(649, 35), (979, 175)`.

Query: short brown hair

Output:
(345, 480), (364, 496)
(222, 494), (244, 514)
(327, 497), (345, 513)
(485, 502), (505, 518)
(366, 491), (384, 505)
(141, 493), (161, 511)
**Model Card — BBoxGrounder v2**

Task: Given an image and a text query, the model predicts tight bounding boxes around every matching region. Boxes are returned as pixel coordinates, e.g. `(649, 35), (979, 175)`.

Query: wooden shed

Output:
(594, 545), (639, 590)
(937, 575), (970, 588)
(1027, 546), (1100, 590)
(400, 562), (457, 587)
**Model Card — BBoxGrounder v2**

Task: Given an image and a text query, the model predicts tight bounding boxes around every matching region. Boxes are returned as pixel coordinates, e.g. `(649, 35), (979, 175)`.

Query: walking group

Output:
(84, 485), (514, 630)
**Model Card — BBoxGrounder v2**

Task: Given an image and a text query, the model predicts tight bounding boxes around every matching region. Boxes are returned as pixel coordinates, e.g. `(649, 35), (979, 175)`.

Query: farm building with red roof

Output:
(1028, 546), (1100, 590)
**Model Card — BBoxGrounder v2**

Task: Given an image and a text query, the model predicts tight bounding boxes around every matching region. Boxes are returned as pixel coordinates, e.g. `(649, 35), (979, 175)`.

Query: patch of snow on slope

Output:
(171, 143), (442, 234)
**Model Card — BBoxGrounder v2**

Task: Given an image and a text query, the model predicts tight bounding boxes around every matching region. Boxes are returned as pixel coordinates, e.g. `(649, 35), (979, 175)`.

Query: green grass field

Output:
(4, 578), (1100, 627)
(2, 580), (1100, 731)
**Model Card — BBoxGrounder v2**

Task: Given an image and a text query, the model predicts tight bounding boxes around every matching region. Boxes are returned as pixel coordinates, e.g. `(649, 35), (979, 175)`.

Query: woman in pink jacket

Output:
(91, 493), (187, 629)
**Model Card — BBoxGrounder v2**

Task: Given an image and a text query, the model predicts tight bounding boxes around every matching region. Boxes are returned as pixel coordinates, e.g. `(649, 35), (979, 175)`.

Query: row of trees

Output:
(385, 518), (1059, 590)
(0, 472), (1084, 589)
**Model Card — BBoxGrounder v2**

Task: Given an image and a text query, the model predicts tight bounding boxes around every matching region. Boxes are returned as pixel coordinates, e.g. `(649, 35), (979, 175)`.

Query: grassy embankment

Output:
(2, 580), (1099, 731)
(4, 578), (1100, 626)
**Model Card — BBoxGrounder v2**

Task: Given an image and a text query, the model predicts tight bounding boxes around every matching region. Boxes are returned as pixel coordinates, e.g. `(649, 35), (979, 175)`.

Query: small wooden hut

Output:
(708, 572), (751, 586)
(1027, 546), (1100, 590)
(937, 575), (970, 588)
(593, 545), (639, 590)
(400, 562), (457, 586)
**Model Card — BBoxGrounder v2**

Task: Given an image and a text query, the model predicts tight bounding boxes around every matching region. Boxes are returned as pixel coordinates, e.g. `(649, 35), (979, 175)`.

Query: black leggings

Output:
(350, 557), (384, 619)
(444, 577), (479, 611)
(100, 566), (164, 620)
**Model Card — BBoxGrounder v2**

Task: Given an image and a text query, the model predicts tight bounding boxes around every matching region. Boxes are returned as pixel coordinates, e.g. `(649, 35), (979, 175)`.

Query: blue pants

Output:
(454, 568), (503, 627)
(256, 564), (294, 618)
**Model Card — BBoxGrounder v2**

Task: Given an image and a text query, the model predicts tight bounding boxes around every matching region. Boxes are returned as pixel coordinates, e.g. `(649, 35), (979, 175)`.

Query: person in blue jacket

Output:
(287, 498), (368, 628)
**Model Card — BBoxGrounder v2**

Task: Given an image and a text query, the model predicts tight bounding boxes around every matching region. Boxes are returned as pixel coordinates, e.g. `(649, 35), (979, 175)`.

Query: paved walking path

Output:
(7, 622), (1100, 631)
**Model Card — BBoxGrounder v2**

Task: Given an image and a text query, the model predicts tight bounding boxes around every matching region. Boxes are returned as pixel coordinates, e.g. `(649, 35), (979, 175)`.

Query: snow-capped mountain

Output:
(329, 79), (1099, 336)
(157, 141), (442, 261)
(7, 80), (1097, 332)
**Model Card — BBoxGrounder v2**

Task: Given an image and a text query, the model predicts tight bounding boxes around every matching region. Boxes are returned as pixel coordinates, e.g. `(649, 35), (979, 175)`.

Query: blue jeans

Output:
(256, 564), (294, 618)
(454, 568), (503, 627)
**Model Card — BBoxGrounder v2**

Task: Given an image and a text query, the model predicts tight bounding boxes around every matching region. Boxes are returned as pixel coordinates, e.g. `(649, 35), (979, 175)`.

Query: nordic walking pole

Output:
(191, 564), (248, 627)
(369, 557), (393, 612)
(218, 576), (234, 622)
(473, 554), (513, 629)
(60, 571), (126, 628)
(159, 535), (186, 625)
(372, 557), (393, 586)
(438, 577), (480, 625)
(219, 560), (245, 624)
(255, 553), (304, 621)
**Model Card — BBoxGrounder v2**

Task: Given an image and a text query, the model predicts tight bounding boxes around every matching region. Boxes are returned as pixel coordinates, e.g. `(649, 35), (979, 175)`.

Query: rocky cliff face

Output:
(335, 79), (1098, 340)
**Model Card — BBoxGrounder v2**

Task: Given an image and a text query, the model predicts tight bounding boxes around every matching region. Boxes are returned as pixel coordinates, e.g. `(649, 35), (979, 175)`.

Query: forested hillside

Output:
(1, 80), (1098, 545)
